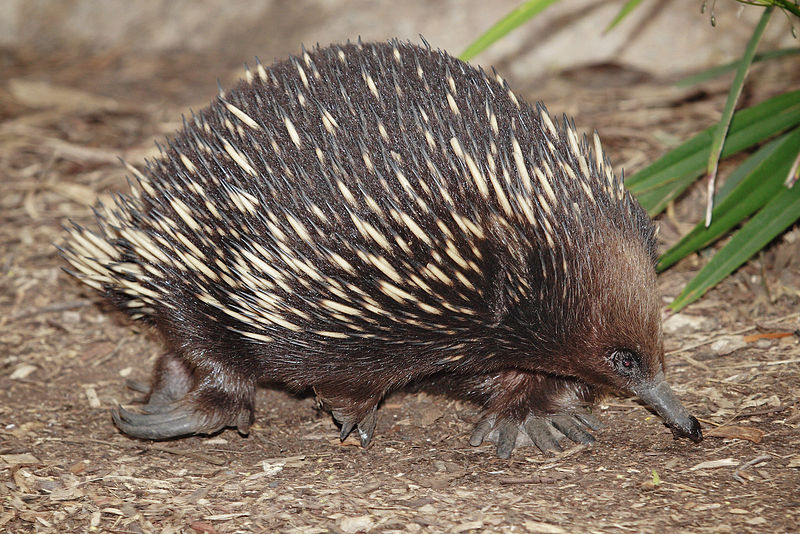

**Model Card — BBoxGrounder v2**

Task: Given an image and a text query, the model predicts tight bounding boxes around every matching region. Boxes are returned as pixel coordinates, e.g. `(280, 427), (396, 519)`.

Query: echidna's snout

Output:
(634, 374), (703, 443)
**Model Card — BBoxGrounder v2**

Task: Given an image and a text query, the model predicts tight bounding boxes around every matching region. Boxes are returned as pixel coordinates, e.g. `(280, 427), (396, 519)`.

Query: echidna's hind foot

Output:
(112, 404), (215, 440)
(111, 352), (255, 440)
(315, 388), (380, 447)
(470, 412), (602, 458)
(111, 389), (255, 440)
(118, 352), (194, 415)
(141, 352), (194, 413)
(334, 405), (378, 447)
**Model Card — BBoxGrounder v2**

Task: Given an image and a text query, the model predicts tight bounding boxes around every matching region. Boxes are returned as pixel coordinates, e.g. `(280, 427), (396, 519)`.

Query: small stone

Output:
(663, 313), (715, 334)
(709, 336), (745, 355)
(339, 515), (374, 533)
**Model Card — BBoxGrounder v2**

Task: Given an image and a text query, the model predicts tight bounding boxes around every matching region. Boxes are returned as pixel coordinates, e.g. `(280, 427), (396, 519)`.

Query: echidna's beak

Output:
(634, 374), (703, 443)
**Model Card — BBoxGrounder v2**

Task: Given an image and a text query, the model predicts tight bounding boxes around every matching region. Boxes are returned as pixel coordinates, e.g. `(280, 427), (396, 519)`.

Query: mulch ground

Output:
(1, 45), (798, 533)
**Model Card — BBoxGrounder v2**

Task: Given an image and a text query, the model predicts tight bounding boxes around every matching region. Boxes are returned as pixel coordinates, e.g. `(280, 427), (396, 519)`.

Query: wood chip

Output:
(339, 515), (374, 533)
(453, 520), (484, 532)
(84, 386), (101, 408)
(524, 520), (568, 533)
(0, 453), (41, 466)
(188, 520), (218, 533)
(705, 425), (765, 443)
(9, 364), (37, 380)
(688, 458), (738, 471)
(743, 332), (794, 343)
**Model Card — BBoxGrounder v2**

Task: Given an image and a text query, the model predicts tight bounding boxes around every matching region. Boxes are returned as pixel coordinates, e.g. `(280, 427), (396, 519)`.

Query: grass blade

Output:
(669, 182), (800, 310)
(627, 89), (800, 191)
(460, 0), (560, 61)
(704, 6), (773, 226)
(636, 173), (700, 216)
(769, 0), (800, 18)
(625, 89), (800, 214)
(658, 127), (800, 270)
(604, 0), (644, 33)
(675, 48), (800, 87)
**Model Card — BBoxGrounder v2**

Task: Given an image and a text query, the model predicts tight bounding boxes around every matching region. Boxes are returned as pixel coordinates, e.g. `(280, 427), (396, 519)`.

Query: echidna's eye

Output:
(610, 349), (641, 378)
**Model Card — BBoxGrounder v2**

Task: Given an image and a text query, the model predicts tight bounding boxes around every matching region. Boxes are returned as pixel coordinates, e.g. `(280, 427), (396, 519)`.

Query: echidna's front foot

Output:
(315, 388), (380, 448)
(470, 412), (602, 458)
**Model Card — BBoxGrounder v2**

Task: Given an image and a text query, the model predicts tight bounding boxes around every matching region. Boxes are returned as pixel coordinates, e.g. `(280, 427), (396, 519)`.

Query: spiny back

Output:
(65, 39), (655, 356)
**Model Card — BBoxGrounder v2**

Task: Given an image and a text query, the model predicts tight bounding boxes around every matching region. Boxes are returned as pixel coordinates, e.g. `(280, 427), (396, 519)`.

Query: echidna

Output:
(62, 39), (702, 458)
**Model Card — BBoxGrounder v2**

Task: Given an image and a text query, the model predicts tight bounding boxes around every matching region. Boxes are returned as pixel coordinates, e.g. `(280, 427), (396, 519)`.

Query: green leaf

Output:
(716, 134), (784, 199)
(605, 0), (645, 33)
(459, 0), (560, 61)
(704, 7), (773, 225)
(635, 173), (699, 216)
(669, 182), (800, 311)
(767, 0), (800, 18)
(675, 48), (800, 87)
(651, 469), (661, 486)
(625, 89), (800, 214)
(658, 127), (800, 270)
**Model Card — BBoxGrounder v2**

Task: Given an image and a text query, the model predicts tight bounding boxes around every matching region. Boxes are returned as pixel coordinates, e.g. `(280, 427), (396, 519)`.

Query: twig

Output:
(732, 454), (770, 484)
(149, 444), (228, 466)
(60, 438), (227, 466)
(677, 353), (711, 372)
(734, 403), (793, 419)
(724, 358), (800, 370)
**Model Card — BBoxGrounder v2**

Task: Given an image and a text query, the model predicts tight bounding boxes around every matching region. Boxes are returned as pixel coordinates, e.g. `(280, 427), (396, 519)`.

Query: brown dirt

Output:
(1, 45), (799, 533)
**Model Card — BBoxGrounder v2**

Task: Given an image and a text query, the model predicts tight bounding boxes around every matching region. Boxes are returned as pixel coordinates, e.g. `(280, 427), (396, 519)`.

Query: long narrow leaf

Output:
(716, 135), (784, 199)
(669, 183), (800, 310)
(625, 89), (800, 214)
(676, 48), (800, 87)
(658, 127), (800, 270)
(604, 0), (644, 33)
(638, 135), (785, 215)
(767, 0), (800, 18)
(704, 6), (773, 226)
(627, 89), (800, 191)
(636, 173), (700, 216)
(460, 0), (559, 61)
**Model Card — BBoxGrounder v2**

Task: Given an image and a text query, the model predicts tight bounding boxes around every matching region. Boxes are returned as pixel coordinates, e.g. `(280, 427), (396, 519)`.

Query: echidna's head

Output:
(572, 234), (701, 443)
(504, 221), (702, 443)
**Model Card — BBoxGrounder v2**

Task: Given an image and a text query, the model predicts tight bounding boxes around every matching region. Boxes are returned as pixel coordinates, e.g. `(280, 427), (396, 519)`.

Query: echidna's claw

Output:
(119, 377), (187, 415)
(470, 412), (600, 457)
(548, 414), (596, 445)
(495, 419), (521, 458)
(139, 402), (178, 415)
(339, 420), (356, 441)
(124, 378), (151, 394)
(469, 416), (495, 446)
(355, 406), (377, 447)
(523, 416), (564, 453)
(573, 412), (603, 431)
